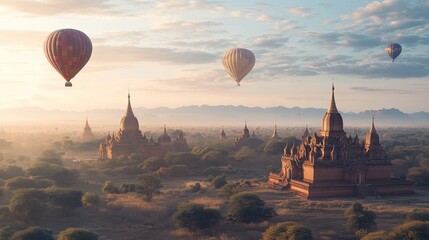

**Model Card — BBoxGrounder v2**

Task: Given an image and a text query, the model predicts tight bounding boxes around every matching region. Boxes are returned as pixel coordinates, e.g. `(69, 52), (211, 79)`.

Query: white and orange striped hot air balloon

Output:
(222, 48), (255, 86)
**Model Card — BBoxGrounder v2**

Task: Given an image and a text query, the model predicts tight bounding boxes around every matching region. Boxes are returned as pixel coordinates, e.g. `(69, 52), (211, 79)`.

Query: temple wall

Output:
(366, 165), (392, 180)
(303, 165), (344, 182)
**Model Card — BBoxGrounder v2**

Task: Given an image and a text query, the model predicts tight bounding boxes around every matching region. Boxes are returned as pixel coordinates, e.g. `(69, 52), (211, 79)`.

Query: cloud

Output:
(0, 29), (47, 47)
(90, 45), (217, 68)
(273, 19), (298, 32)
(0, 0), (133, 16)
(154, 0), (225, 12)
(287, 7), (311, 17)
(256, 14), (271, 22)
(151, 20), (222, 35)
(253, 34), (288, 48)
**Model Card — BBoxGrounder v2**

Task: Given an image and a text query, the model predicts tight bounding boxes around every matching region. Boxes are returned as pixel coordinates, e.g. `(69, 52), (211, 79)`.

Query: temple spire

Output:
(163, 124), (167, 134)
(125, 92), (135, 117)
(85, 116), (89, 127)
(328, 83), (338, 113)
(272, 124), (279, 139)
(370, 116), (377, 133)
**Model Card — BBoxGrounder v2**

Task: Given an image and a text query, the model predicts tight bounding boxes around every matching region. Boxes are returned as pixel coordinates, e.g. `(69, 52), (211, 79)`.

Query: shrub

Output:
(101, 181), (119, 194)
(137, 173), (162, 201)
(388, 221), (429, 240)
(262, 221), (314, 240)
(201, 151), (228, 166)
(118, 183), (137, 194)
(82, 192), (100, 207)
(407, 209), (429, 222)
(190, 182), (201, 193)
(344, 202), (376, 233)
(361, 230), (388, 240)
(10, 227), (53, 240)
(139, 157), (166, 172)
(212, 174), (227, 189)
(37, 149), (64, 165)
(220, 182), (240, 198)
(263, 139), (286, 155)
(57, 228), (98, 240)
(191, 146), (213, 158)
(172, 203), (221, 230)
(0, 206), (9, 222)
(8, 189), (47, 223)
(164, 152), (199, 167)
(227, 192), (275, 223)
(27, 163), (79, 187)
(234, 147), (258, 161)
(5, 177), (53, 190)
(114, 166), (142, 175)
(156, 165), (189, 177)
(45, 188), (83, 214)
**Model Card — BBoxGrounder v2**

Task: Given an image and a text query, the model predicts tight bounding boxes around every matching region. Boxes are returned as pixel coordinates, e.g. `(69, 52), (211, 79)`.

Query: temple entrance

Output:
(287, 168), (292, 181)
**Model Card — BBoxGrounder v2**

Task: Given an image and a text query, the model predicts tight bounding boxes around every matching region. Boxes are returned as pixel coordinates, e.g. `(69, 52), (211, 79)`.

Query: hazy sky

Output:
(0, 0), (428, 112)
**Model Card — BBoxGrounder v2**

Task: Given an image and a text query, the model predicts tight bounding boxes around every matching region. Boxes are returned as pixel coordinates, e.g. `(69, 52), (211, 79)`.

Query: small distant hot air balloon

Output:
(385, 43), (402, 62)
(44, 29), (92, 87)
(222, 48), (255, 86)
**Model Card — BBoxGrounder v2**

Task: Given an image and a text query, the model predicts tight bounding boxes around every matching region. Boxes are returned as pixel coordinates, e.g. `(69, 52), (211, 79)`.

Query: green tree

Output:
(201, 150), (228, 166)
(263, 139), (286, 155)
(10, 227), (53, 240)
(227, 192), (275, 223)
(164, 152), (199, 167)
(191, 146), (213, 158)
(37, 149), (64, 165)
(137, 173), (162, 201)
(5, 177), (53, 190)
(212, 174), (227, 189)
(234, 147), (258, 161)
(139, 157), (165, 172)
(45, 188), (83, 214)
(57, 228), (98, 240)
(262, 221), (314, 240)
(27, 163), (79, 187)
(172, 203), (221, 230)
(388, 221), (429, 240)
(344, 202), (376, 233)
(82, 192), (100, 207)
(8, 189), (47, 223)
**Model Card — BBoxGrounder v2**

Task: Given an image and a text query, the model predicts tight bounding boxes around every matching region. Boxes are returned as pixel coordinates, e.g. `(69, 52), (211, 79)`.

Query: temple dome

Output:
(120, 94), (139, 131)
(320, 85), (345, 137)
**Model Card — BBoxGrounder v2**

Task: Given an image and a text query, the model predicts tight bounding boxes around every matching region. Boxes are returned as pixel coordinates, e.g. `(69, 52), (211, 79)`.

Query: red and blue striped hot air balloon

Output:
(44, 29), (92, 87)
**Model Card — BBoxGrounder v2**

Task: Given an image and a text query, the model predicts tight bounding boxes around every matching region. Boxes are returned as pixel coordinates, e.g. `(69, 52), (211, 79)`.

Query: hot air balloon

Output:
(44, 29), (92, 87)
(385, 43), (402, 62)
(222, 48), (255, 86)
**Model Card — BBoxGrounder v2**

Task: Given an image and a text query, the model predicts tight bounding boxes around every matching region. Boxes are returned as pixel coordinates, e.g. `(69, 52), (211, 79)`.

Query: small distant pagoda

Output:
(80, 117), (95, 142)
(220, 127), (227, 140)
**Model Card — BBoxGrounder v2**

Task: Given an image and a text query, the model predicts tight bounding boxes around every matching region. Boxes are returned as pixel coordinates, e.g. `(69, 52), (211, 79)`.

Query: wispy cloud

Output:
(287, 7), (311, 17)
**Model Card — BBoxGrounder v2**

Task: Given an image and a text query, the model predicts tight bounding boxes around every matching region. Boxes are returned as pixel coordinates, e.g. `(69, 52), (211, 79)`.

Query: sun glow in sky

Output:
(0, 0), (428, 112)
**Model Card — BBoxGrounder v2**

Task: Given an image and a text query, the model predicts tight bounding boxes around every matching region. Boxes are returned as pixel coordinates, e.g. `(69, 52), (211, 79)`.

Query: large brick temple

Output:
(268, 85), (413, 198)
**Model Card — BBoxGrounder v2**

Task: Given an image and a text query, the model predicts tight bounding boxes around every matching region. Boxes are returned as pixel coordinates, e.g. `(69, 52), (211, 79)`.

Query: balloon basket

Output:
(65, 82), (72, 87)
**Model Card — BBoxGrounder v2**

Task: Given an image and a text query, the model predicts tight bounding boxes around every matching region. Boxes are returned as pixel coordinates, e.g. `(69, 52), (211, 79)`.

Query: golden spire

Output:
(328, 83), (338, 113)
(370, 116), (377, 133)
(272, 124), (279, 138)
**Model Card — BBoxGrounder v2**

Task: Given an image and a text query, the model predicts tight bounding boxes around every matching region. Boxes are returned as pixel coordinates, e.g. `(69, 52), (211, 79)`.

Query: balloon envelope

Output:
(222, 48), (255, 86)
(385, 43), (402, 62)
(44, 29), (92, 87)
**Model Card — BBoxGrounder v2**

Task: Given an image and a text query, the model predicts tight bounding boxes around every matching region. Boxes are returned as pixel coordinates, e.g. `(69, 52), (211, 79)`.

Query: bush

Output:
(27, 163), (79, 187)
(57, 228), (98, 240)
(190, 182), (201, 193)
(139, 157), (166, 172)
(361, 230), (388, 240)
(407, 209), (429, 222)
(172, 203), (221, 230)
(114, 166), (142, 175)
(407, 167), (429, 185)
(10, 227), (53, 240)
(137, 173), (162, 201)
(344, 202), (376, 233)
(263, 139), (286, 155)
(8, 189), (47, 223)
(82, 192), (100, 207)
(234, 147), (258, 161)
(101, 181), (119, 194)
(262, 221), (314, 240)
(201, 151), (228, 166)
(37, 149), (64, 165)
(388, 221), (429, 240)
(45, 188), (83, 214)
(118, 183), (137, 194)
(212, 174), (227, 189)
(5, 177), (53, 190)
(191, 146), (213, 158)
(227, 192), (275, 223)
(220, 182), (240, 198)
(156, 165), (189, 177)
(164, 152), (199, 167)
(0, 206), (9, 222)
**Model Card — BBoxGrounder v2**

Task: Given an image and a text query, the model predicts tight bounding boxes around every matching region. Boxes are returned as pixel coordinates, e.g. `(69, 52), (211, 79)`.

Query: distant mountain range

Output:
(0, 105), (428, 128)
